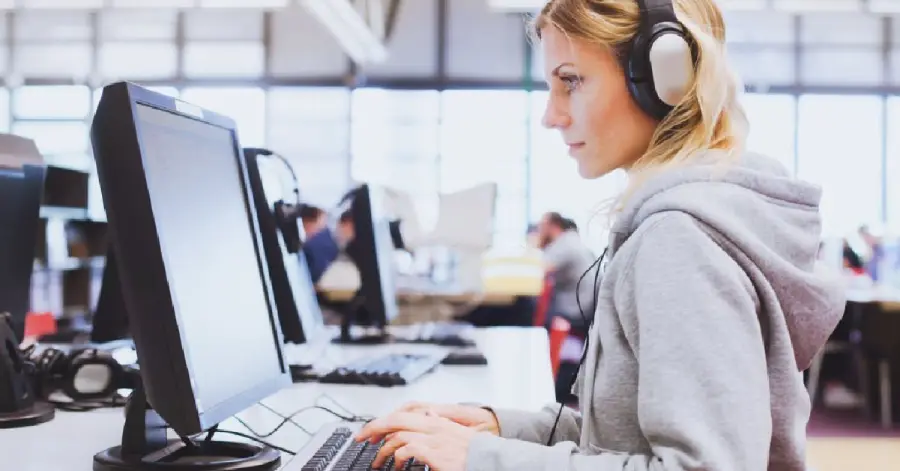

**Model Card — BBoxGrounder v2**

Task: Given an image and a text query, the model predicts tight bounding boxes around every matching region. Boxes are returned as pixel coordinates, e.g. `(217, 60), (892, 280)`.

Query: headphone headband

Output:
(636, 0), (680, 28)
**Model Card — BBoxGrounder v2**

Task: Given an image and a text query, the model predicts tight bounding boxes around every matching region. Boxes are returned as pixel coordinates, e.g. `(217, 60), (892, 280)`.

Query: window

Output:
(12, 122), (90, 160)
(742, 93), (796, 174)
(13, 85), (90, 119)
(351, 88), (440, 200)
(440, 90), (529, 246)
(268, 87), (351, 208)
(797, 95), (884, 237)
(884, 97), (900, 232)
(181, 87), (266, 147)
(0, 88), (10, 132)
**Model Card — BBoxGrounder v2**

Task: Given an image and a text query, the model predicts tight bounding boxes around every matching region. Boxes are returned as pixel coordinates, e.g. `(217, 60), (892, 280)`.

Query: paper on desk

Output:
(0, 133), (44, 170)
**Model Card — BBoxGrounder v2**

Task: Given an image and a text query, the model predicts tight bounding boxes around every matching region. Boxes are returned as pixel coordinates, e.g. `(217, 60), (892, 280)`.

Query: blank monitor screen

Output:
(133, 103), (283, 416)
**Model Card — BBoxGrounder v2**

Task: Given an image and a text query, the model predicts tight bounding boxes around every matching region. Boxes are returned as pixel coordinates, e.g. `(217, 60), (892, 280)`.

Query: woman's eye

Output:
(559, 75), (581, 93)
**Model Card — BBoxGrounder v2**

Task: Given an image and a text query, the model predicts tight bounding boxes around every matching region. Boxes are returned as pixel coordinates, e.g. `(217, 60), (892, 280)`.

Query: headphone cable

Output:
(545, 246), (608, 447)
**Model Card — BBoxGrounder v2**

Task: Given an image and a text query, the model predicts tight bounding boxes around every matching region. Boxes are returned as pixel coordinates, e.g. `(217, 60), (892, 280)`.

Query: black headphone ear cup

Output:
(625, 21), (693, 121)
(64, 349), (121, 401)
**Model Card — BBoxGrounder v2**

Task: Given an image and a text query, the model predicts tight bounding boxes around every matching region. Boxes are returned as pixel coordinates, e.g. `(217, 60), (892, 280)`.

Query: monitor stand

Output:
(331, 291), (390, 345)
(0, 313), (55, 429)
(93, 377), (281, 471)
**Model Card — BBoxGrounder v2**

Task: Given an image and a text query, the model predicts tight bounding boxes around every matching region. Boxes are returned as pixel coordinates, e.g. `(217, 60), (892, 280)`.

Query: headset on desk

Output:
(20, 343), (137, 411)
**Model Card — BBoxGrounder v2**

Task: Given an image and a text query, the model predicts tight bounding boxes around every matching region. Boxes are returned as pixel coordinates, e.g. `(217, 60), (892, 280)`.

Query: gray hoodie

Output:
(467, 152), (845, 471)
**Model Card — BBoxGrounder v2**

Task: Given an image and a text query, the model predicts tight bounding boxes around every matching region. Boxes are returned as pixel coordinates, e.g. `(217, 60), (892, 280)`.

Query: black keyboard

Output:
(287, 426), (429, 471)
(319, 353), (445, 387)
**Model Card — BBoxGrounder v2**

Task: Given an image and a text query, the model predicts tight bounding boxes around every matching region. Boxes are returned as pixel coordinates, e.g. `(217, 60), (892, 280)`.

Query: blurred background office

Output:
(9, 0), (900, 461)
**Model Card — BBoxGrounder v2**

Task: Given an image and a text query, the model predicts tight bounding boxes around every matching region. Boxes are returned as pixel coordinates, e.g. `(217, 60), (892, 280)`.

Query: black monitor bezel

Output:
(0, 164), (44, 343)
(345, 184), (399, 327)
(242, 150), (324, 345)
(91, 81), (290, 436)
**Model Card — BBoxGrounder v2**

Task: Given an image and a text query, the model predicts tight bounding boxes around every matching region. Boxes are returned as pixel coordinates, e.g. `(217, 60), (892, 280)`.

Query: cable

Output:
(268, 152), (300, 206)
(243, 147), (300, 206)
(545, 246), (609, 447)
(214, 430), (296, 456)
(257, 402), (313, 435)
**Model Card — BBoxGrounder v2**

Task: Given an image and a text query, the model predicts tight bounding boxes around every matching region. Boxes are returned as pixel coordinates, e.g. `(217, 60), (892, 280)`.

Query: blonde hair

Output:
(531, 0), (748, 211)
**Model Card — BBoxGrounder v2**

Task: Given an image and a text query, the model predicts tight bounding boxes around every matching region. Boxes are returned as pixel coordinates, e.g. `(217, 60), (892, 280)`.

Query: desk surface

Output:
(1, 327), (554, 471)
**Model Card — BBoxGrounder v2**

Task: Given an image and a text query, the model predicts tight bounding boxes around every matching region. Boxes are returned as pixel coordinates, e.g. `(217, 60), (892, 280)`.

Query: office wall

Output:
(5, 3), (900, 249)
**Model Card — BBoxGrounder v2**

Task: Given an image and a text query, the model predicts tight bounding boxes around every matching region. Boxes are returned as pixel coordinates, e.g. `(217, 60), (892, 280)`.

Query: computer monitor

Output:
(90, 82), (289, 471)
(0, 164), (55, 429)
(243, 149), (324, 345)
(89, 248), (129, 344)
(336, 184), (399, 344)
(0, 165), (44, 343)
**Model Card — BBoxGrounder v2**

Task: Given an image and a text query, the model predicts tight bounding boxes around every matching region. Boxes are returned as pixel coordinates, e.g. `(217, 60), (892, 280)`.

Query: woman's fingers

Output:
(356, 412), (442, 443)
(397, 401), (429, 413)
(370, 431), (425, 469)
(393, 440), (435, 471)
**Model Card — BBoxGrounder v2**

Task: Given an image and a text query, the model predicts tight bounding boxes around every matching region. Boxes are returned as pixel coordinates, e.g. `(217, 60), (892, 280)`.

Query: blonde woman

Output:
(356, 0), (845, 469)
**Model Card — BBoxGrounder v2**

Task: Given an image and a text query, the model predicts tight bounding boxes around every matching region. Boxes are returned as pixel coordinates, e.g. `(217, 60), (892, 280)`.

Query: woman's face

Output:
(540, 26), (657, 178)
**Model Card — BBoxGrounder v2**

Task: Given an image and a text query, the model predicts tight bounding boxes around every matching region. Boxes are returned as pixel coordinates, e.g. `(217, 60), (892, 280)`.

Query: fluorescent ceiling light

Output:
(299, 0), (388, 64)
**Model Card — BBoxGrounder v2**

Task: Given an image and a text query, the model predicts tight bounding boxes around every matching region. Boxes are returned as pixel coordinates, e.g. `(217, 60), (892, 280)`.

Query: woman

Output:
(356, 0), (845, 469)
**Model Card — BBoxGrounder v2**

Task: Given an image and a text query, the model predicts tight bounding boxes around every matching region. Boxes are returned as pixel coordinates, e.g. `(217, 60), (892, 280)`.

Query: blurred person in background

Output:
(537, 211), (596, 335)
(355, 0), (844, 469)
(299, 205), (340, 284)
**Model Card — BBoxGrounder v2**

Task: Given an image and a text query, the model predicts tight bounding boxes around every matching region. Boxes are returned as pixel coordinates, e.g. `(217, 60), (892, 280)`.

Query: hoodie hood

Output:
(608, 151), (844, 370)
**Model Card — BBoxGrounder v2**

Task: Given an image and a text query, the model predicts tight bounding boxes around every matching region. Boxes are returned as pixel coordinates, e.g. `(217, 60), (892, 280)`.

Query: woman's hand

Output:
(355, 411), (480, 471)
(393, 402), (500, 435)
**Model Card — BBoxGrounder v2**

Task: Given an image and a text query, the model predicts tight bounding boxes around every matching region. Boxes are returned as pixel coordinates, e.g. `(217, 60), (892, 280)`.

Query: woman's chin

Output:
(576, 161), (608, 180)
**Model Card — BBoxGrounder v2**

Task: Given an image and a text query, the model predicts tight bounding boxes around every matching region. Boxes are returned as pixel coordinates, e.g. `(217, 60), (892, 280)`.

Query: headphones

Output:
(623, 0), (696, 120)
(244, 147), (309, 254)
(21, 344), (135, 409)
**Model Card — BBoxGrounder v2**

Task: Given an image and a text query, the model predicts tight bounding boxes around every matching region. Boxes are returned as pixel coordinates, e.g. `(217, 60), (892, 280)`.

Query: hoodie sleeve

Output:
(487, 405), (582, 444)
(466, 213), (773, 471)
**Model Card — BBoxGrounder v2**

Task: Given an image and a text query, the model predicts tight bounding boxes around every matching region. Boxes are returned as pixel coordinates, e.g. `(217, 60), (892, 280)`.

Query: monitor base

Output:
(94, 376), (281, 471)
(331, 334), (391, 346)
(0, 401), (55, 429)
(1, 313), (55, 429)
(93, 439), (281, 471)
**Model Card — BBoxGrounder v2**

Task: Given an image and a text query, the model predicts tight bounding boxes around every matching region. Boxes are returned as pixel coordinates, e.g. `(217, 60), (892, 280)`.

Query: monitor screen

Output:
(134, 103), (283, 415)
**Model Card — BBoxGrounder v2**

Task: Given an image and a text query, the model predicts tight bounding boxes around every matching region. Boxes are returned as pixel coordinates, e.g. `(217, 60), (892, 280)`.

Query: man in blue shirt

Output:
(300, 205), (340, 284)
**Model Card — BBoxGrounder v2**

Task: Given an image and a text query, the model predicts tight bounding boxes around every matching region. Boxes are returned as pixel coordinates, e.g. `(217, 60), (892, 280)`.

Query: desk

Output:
(1, 327), (554, 471)
(318, 255), (545, 305)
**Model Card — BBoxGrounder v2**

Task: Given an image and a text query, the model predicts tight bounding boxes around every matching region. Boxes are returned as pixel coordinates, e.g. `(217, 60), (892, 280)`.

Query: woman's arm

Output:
(488, 405), (582, 444)
(467, 213), (772, 471)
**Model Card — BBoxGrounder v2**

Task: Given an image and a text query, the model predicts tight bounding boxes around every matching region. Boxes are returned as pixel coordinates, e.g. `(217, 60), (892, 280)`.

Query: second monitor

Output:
(335, 184), (399, 344)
